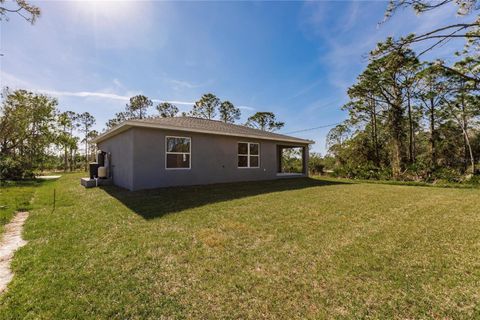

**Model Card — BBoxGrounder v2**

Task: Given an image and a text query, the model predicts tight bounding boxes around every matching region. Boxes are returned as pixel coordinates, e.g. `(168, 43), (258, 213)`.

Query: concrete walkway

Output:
(0, 212), (29, 294)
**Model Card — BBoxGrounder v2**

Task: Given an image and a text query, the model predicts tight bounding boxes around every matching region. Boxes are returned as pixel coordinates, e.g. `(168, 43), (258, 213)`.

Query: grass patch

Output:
(0, 180), (47, 230)
(314, 174), (480, 189)
(0, 173), (479, 318)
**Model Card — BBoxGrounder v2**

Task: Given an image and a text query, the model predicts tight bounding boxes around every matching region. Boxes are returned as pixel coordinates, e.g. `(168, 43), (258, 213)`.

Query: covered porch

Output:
(276, 144), (309, 176)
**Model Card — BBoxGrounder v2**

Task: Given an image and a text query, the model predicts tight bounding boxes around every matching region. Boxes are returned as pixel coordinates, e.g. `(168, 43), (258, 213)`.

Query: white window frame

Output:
(237, 142), (260, 169)
(165, 136), (191, 170)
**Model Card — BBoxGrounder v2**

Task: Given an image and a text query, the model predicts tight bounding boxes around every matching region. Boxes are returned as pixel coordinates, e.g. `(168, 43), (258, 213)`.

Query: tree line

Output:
(105, 93), (285, 132)
(325, 0), (479, 183)
(0, 89), (98, 179)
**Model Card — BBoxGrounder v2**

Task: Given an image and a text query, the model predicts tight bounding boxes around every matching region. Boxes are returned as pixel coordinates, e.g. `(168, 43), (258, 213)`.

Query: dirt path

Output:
(0, 211), (29, 294)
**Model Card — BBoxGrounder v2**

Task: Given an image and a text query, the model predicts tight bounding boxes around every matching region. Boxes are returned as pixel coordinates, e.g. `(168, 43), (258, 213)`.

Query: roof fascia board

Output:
(92, 122), (131, 143)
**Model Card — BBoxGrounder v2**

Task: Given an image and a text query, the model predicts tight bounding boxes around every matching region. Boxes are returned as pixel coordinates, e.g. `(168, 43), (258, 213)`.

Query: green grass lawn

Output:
(0, 180), (47, 233)
(0, 173), (479, 319)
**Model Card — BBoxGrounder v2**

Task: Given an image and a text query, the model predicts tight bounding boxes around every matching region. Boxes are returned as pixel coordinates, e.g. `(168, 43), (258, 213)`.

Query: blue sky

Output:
(0, 1), (466, 153)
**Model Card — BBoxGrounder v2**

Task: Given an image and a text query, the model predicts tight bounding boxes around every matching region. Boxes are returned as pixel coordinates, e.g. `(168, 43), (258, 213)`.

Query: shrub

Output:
(308, 153), (325, 175)
(464, 174), (480, 185)
(332, 164), (388, 180)
(430, 168), (462, 183)
(0, 157), (34, 180)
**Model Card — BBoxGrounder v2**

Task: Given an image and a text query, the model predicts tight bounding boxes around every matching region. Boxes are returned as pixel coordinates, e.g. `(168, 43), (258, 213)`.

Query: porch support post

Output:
(277, 145), (283, 173)
(302, 146), (308, 176)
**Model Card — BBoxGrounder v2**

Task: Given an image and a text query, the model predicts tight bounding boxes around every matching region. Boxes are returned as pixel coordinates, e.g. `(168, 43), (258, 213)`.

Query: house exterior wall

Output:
(127, 127), (308, 191)
(97, 129), (134, 190)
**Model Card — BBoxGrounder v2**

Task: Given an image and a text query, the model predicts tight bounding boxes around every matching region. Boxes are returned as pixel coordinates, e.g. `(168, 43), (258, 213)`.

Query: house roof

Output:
(92, 117), (314, 145)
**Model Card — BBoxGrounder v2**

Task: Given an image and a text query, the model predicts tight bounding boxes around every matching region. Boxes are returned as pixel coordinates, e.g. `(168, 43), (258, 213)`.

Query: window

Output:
(166, 136), (191, 169)
(238, 142), (260, 168)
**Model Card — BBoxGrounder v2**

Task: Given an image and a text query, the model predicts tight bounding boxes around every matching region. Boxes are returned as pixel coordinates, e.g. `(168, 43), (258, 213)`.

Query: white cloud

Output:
(168, 79), (203, 89)
(341, 1), (360, 32)
(36, 88), (197, 106)
(163, 77), (217, 95)
(38, 89), (131, 101)
(0, 71), (32, 88)
(237, 105), (255, 111)
(287, 79), (324, 100)
(154, 99), (195, 106)
(112, 78), (124, 89)
(1, 70), (257, 112)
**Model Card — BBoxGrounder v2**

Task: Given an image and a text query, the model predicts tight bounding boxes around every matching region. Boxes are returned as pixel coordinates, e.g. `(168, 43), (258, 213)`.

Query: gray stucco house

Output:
(93, 117), (314, 191)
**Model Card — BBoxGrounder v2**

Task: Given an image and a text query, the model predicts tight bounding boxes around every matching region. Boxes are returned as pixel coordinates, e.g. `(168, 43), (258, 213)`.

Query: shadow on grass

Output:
(101, 178), (348, 220)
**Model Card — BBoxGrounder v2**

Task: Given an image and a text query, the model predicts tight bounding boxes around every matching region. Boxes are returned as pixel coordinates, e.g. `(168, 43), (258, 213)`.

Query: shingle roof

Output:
(93, 117), (314, 145)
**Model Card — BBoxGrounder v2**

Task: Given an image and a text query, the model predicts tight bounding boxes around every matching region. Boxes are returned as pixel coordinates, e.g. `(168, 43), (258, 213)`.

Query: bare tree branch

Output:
(0, 0), (41, 24)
